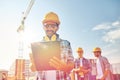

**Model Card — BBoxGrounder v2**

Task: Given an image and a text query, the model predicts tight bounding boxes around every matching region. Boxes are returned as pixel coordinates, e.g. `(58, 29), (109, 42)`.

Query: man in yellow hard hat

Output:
(70, 47), (91, 80)
(29, 12), (74, 80)
(92, 47), (114, 80)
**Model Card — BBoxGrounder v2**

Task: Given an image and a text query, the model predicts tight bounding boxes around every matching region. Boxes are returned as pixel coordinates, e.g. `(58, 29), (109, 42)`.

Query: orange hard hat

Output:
(93, 47), (101, 52)
(42, 12), (60, 25)
(76, 47), (83, 52)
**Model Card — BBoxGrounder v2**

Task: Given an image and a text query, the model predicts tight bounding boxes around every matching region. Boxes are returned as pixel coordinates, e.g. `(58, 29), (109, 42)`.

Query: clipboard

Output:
(31, 41), (61, 71)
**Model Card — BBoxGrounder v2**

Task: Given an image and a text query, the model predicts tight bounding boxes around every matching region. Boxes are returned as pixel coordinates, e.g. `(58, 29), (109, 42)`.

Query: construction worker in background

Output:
(70, 47), (91, 80)
(92, 47), (114, 80)
(29, 12), (74, 80)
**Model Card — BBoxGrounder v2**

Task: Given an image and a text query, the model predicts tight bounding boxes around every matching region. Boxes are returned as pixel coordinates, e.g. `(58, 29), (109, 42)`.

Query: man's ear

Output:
(56, 26), (59, 31)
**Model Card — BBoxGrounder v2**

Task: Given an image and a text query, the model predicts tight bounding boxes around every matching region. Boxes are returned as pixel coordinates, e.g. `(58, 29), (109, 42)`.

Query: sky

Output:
(0, 0), (120, 70)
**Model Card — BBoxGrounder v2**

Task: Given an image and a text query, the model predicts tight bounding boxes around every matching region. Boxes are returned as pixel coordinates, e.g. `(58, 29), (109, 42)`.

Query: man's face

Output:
(77, 51), (83, 58)
(93, 51), (101, 57)
(43, 22), (59, 37)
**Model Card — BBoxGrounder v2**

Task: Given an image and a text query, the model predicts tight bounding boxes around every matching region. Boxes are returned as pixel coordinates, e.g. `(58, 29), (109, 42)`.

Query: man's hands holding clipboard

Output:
(49, 57), (74, 73)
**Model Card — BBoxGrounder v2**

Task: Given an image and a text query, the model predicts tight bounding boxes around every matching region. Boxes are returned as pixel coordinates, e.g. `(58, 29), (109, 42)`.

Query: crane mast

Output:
(16, 0), (35, 80)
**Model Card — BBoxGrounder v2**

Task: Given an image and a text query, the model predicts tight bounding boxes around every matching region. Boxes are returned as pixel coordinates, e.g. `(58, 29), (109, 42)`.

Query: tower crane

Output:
(16, 0), (35, 80)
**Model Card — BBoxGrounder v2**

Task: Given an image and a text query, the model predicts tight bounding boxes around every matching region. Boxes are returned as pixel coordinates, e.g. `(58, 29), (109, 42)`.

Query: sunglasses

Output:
(44, 24), (58, 28)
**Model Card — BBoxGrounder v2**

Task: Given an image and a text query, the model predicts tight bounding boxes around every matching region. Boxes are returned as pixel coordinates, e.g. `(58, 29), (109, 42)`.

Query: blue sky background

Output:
(0, 0), (120, 70)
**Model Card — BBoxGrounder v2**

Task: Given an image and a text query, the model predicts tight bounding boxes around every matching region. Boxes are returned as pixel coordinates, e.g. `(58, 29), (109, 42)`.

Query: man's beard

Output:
(46, 30), (55, 37)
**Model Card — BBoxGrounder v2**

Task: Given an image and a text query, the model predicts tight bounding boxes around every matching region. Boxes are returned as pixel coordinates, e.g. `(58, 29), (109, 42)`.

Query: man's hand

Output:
(49, 57), (74, 72)
(73, 66), (90, 76)
(29, 63), (36, 72)
(29, 53), (36, 72)
(100, 69), (110, 80)
(73, 68), (80, 73)
(79, 67), (89, 74)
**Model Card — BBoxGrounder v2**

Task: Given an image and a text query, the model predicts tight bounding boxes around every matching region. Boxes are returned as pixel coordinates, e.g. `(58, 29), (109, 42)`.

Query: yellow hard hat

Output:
(76, 47), (83, 52)
(93, 47), (101, 52)
(42, 12), (60, 25)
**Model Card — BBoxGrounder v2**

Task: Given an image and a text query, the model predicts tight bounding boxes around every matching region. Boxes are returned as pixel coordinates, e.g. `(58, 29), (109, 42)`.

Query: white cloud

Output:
(93, 20), (120, 43)
(112, 21), (120, 27)
(102, 29), (120, 43)
(92, 23), (111, 30)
